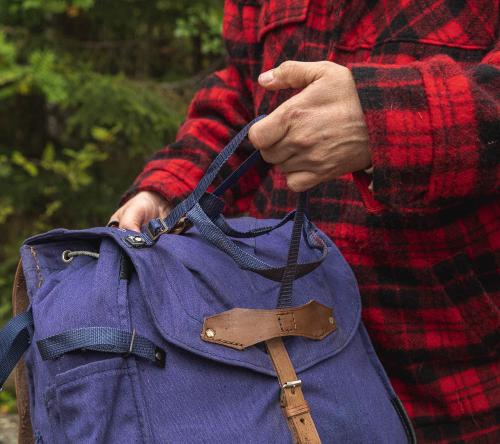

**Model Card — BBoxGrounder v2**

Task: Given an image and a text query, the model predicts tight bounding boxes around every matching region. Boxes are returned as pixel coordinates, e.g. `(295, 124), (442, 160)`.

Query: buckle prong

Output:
(124, 328), (136, 358)
(280, 379), (302, 405)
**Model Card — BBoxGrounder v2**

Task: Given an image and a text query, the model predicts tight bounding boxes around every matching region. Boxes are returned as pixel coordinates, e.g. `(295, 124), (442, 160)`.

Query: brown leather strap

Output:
(201, 300), (336, 350)
(266, 337), (322, 444)
(12, 261), (34, 444)
(201, 301), (330, 442)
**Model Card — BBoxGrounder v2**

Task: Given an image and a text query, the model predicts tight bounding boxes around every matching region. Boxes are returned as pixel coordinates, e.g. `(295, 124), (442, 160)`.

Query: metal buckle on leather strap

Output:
(280, 379), (302, 406)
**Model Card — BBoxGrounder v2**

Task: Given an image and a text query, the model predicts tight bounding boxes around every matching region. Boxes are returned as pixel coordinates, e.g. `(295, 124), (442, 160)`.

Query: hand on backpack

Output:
(249, 60), (371, 192)
(108, 191), (172, 232)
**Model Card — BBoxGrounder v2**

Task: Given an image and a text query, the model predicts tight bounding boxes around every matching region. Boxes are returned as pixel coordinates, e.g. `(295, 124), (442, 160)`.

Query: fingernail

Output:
(258, 70), (274, 85)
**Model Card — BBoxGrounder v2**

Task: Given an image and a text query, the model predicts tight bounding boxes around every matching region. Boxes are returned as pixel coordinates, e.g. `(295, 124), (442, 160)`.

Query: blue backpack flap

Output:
(0, 118), (416, 443)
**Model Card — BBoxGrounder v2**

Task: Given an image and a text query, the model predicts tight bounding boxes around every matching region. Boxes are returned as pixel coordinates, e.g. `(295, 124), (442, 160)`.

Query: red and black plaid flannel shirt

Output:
(124, 1), (500, 442)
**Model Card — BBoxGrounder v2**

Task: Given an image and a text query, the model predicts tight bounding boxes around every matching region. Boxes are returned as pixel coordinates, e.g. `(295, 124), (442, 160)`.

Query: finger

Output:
(107, 210), (122, 227)
(279, 153), (314, 174)
(258, 61), (327, 91)
(286, 171), (320, 192)
(259, 138), (297, 165)
(249, 105), (289, 150)
(158, 206), (172, 219)
(119, 208), (144, 232)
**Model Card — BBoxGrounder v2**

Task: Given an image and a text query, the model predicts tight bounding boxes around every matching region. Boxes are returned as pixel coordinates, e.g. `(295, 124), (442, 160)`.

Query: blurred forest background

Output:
(0, 0), (224, 412)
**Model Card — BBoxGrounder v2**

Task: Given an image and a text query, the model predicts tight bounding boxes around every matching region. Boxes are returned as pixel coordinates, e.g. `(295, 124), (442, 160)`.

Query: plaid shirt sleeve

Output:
(121, 0), (258, 214)
(350, 40), (500, 214)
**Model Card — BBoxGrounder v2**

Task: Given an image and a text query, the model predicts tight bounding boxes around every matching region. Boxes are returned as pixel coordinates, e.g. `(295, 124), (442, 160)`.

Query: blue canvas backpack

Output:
(0, 118), (416, 443)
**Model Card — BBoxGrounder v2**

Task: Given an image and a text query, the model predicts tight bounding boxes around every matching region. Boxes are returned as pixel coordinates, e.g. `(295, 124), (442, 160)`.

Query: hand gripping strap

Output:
(125, 116), (329, 288)
(141, 116), (266, 243)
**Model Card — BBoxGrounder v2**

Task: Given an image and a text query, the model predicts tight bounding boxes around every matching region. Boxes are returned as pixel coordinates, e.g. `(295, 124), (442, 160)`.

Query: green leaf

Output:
(91, 126), (115, 143)
(11, 151), (38, 176)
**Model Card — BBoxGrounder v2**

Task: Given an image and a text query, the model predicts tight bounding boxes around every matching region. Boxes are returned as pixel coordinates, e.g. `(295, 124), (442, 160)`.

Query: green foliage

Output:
(175, 3), (223, 56)
(0, 388), (16, 414)
(0, 1), (225, 412)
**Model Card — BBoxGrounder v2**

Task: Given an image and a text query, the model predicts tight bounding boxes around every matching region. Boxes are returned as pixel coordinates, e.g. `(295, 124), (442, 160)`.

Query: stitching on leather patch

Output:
(278, 313), (296, 332)
(212, 338), (244, 348)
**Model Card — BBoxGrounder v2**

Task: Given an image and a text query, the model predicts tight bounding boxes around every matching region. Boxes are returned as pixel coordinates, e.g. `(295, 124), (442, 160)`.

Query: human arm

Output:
(111, 0), (260, 230)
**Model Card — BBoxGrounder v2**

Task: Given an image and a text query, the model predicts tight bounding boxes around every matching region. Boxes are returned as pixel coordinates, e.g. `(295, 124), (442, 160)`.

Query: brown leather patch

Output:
(278, 313), (296, 332)
(201, 300), (336, 350)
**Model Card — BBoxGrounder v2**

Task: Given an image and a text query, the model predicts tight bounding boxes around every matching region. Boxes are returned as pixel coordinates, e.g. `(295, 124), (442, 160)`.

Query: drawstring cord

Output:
(62, 250), (99, 263)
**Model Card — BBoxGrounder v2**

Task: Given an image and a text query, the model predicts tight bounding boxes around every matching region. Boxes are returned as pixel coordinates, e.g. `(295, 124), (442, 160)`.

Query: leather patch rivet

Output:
(205, 328), (215, 338)
(329, 317), (334, 325)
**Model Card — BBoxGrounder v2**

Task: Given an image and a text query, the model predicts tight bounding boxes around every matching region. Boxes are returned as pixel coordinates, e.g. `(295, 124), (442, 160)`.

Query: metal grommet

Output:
(205, 328), (215, 338)
(62, 250), (73, 263)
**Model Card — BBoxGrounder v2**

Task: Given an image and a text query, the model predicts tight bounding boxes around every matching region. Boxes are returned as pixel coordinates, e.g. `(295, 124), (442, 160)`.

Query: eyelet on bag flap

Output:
(258, 0), (310, 41)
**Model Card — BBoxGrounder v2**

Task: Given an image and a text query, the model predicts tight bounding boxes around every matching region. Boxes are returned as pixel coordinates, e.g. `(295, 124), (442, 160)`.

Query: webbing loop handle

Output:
(37, 327), (166, 367)
(132, 116), (328, 289)
(186, 202), (327, 281)
(144, 116), (266, 242)
(213, 150), (263, 197)
(277, 192), (308, 308)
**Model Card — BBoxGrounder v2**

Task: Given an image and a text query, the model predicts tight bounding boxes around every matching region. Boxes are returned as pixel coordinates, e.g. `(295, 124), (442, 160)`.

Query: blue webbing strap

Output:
(199, 192), (299, 239)
(187, 202), (327, 282)
(37, 327), (165, 367)
(213, 150), (263, 197)
(212, 210), (297, 239)
(277, 192), (308, 308)
(144, 116), (266, 242)
(136, 115), (329, 286)
(0, 309), (33, 389)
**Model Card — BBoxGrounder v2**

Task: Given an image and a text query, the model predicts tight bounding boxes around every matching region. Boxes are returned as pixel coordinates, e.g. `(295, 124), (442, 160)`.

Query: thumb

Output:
(258, 61), (326, 90)
(119, 207), (146, 233)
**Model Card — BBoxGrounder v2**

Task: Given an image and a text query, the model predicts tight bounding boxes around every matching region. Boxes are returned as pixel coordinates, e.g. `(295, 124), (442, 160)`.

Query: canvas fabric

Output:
(123, 1), (500, 442)
(16, 214), (415, 443)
